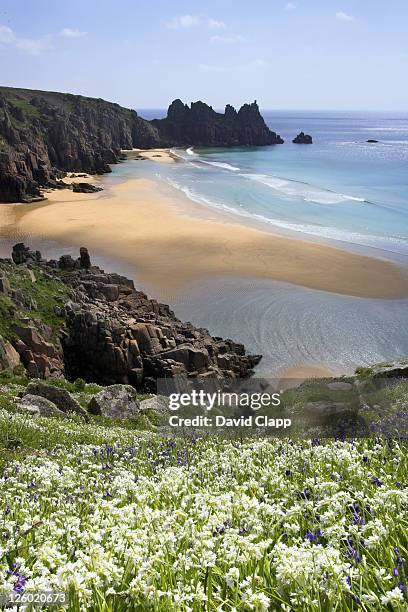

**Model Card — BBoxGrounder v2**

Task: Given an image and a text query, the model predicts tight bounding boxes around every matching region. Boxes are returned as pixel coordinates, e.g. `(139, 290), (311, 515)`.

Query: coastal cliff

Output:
(0, 86), (282, 203)
(151, 99), (283, 147)
(0, 245), (261, 391)
(0, 86), (160, 202)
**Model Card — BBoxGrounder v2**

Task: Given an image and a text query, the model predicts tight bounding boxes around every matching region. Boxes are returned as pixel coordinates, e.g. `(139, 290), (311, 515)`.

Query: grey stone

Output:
(19, 394), (67, 418)
(24, 381), (89, 420)
(139, 395), (169, 412)
(88, 384), (140, 419)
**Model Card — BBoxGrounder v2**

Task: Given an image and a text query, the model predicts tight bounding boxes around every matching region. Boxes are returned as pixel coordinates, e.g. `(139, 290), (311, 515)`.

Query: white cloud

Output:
(166, 15), (200, 29)
(60, 28), (87, 38)
(0, 25), (15, 44)
(336, 11), (354, 21)
(207, 19), (226, 30)
(285, 2), (297, 10)
(210, 34), (246, 44)
(0, 24), (52, 55)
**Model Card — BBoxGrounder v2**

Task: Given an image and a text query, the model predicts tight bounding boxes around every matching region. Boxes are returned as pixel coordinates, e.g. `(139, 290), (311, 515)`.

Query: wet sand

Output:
(0, 177), (408, 299)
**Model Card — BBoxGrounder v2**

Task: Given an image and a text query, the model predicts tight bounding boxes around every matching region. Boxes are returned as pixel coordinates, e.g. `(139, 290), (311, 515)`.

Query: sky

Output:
(0, 0), (407, 111)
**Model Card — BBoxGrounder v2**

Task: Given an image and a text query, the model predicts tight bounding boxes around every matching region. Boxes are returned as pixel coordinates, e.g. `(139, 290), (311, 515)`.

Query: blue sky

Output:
(0, 0), (407, 111)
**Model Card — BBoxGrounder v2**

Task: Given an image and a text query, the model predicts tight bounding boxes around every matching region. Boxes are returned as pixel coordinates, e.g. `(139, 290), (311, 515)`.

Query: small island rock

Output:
(293, 132), (313, 144)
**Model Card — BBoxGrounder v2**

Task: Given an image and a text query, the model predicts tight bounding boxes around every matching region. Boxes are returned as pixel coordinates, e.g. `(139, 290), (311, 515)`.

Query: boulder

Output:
(12, 243), (41, 265)
(79, 247), (91, 269)
(139, 395), (169, 412)
(0, 335), (20, 371)
(58, 254), (76, 270)
(13, 325), (57, 357)
(72, 182), (103, 193)
(292, 132), (313, 144)
(19, 394), (67, 418)
(24, 381), (89, 420)
(88, 384), (140, 419)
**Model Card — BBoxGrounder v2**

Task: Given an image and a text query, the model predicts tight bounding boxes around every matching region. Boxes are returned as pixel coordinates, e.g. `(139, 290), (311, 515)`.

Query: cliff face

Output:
(0, 87), (160, 202)
(0, 245), (261, 391)
(0, 87), (283, 202)
(152, 99), (284, 147)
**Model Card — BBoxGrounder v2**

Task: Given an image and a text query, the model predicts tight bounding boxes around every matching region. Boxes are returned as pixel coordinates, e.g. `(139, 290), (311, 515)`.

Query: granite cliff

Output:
(151, 99), (283, 147)
(0, 245), (261, 392)
(0, 86), (283, 202)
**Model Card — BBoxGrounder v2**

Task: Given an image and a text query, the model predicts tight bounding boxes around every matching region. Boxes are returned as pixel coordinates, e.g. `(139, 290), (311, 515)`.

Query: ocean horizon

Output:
(131, 109), (408, 265)
(79, 109), (408, 377)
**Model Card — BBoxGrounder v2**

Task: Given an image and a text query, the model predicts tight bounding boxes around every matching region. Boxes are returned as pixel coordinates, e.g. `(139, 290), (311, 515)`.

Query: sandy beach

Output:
(1, 175), (408, 300)
(122, 148), (176, 163)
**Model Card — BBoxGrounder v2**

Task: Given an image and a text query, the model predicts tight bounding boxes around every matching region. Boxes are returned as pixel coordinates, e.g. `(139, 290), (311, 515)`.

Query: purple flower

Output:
(393, 568), (399, 577)
(9, 570), (27, 594)
(399, 583), (406, 594)
(352, 512), (365, 526)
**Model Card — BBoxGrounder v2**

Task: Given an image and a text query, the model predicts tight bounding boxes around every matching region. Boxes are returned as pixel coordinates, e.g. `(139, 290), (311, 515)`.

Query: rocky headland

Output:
(0, 86), (283, 202)
(0, 244), (261, 392)
(151, 99), (284, 147)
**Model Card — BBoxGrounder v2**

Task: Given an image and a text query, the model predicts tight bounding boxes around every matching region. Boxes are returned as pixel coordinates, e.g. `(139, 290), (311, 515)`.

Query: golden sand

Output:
(1, 177), (407, 299)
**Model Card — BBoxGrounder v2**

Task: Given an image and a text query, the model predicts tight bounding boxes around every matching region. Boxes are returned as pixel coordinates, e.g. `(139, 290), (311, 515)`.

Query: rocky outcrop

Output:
(72, 182), (103, 193)
(0, 87), (283, 202)
(0, 245), (262, 391)
(152, 99), (283, 147)
(292, 132), (313, 144)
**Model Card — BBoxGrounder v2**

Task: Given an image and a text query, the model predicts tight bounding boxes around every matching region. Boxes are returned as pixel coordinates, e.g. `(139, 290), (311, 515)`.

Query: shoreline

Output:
(0, 174), (408, 300)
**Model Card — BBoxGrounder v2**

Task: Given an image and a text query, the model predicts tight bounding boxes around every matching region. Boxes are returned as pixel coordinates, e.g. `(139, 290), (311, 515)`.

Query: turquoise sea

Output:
(128, 110), (408, 376)
(3, 110), (408, 377)
(138, 109), (408, 263)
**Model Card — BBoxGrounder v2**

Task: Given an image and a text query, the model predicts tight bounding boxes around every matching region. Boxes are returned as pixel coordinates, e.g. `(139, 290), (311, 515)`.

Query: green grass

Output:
(9, 97), (41, 118)
(0, 293), (15, 339)
(0, 264), (72, 342)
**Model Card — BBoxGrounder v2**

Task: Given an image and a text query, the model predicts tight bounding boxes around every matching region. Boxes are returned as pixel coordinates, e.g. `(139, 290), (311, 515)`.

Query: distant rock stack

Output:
(151, 99), (284, 147)
(293, 131), (313, 144)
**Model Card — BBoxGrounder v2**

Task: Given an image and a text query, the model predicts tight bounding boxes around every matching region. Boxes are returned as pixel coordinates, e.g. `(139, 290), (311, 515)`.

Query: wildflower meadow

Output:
(0, 408), (407, 611)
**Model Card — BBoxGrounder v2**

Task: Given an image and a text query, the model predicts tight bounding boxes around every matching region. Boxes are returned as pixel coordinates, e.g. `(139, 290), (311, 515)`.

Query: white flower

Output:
(380, 587), (404, 606)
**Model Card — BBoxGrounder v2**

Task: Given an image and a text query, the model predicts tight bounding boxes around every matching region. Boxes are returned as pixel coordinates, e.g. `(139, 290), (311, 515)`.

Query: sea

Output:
(111, 109), (408, 377)
(3, 110), (408, 377)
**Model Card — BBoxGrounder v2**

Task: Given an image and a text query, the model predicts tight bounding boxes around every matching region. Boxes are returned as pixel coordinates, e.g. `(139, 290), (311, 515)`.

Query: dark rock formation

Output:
(12, 243), (42, 265)
(366, 139), (378, 143)
(152, 99), (283, 147)
(293, 132), (313, 144)
(0, 87), (283, 202)
(0, 86), (160, 202)
(72, 182), (103, 193)
(0, 245), (262, 391)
